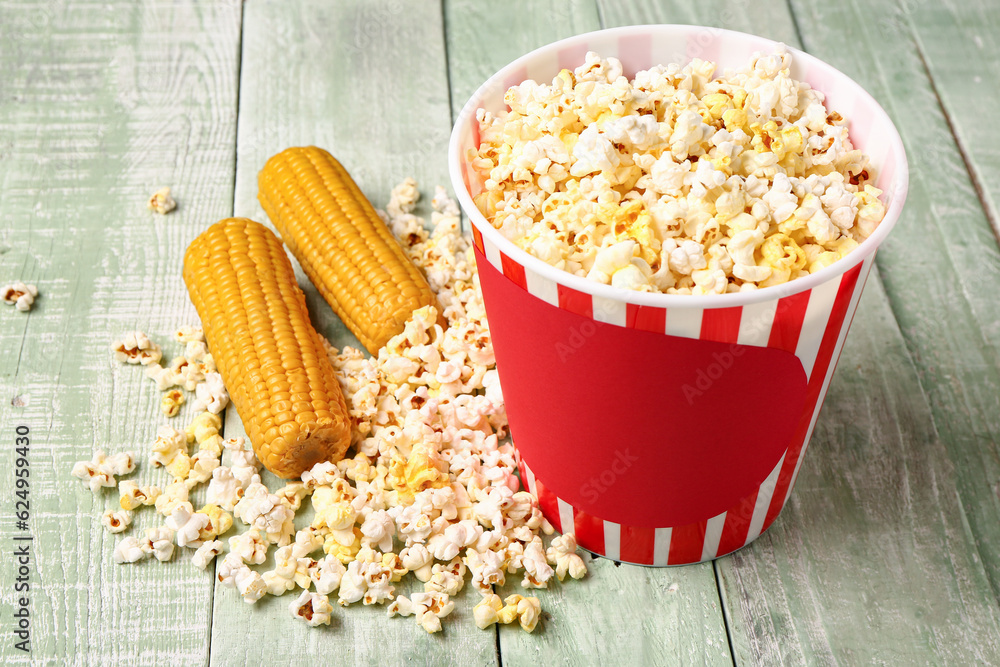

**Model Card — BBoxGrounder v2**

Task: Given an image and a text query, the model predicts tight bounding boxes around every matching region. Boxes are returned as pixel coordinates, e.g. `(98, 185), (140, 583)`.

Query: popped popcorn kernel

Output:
(71, 450), (134, 493)
(148, 186), (177, 214)
(101, 509), (133, 534)
(112, 332), (162, 365)
(191, 540), (223, 570)
(161, 389), (185, 418)
(290, 590), (334, 627)
(119, 481), (162, 510)
(473, 593), (504, 629)
(142, 526), (176, 561)
(2, 282), (38, 312)
(113, 536), (147, 564)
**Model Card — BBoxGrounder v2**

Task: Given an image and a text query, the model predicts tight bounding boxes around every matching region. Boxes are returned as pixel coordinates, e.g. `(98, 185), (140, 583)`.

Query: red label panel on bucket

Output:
(476, 247), (808, 528)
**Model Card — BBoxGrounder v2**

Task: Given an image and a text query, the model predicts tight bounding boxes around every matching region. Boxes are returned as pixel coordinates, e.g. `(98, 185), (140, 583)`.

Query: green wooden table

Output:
(3, 1), (1000, 664)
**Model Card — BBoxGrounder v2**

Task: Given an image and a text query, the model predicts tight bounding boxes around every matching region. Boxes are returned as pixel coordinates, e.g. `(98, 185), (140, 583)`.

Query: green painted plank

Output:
(444, 1), (732, 664)
(790, 0), (1000, 607)
(901, 0), (1000, 237)
(601, 0), (1000, 663)
(0, 1), (242, 665)
(207, 2), (497, 663)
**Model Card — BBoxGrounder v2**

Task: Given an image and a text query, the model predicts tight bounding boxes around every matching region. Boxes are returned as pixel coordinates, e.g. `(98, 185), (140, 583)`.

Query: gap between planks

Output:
(909, 37), (1000, 247)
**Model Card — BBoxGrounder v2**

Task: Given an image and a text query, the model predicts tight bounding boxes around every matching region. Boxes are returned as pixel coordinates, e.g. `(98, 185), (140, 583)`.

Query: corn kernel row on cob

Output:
(257, 146), (437, 355)
(183, 217), (351, 479)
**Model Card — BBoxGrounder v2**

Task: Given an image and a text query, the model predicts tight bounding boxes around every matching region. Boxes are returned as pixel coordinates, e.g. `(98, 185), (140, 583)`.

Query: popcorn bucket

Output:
(448, 25), (908, 565)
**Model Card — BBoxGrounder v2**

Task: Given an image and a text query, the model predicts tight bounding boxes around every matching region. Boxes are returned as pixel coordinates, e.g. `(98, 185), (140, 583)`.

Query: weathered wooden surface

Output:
(4, 0), (1000, 664)
(0, 1), (242, 665)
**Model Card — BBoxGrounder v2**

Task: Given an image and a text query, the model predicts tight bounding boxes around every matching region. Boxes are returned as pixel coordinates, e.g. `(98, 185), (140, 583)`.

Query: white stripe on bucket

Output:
(795, 275), (843, 379)
(665, 307), (703, 340)
(701, 511), (727, 561)
(592, 294), (627, 326)
(786, 255), (876, 504)
(745, 452), (786, 545)
(558, 498), (575, 537)
(737, 299), (778, 347)
(653, 527), (672, 566)
(483, 237), (503, 271)
(523, 464), (537, 497)
(525, 269), (560, 307)
(603, 521), (621, 561)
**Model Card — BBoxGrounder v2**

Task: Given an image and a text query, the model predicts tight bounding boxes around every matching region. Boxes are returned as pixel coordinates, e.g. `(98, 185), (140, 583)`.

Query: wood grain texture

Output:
(901, 0), (1000, 237)
(0, 1), (242, 665)
(603, 0), (1000, 664)
(208, 2), (497, 663)
(445, 1), (732, 664)
(791, 0), (1000, 607)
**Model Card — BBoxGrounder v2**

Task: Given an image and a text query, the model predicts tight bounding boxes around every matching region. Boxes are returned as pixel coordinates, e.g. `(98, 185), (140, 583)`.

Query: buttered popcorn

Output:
(83, 180), (587, 634)
(471, 49), (887, 294)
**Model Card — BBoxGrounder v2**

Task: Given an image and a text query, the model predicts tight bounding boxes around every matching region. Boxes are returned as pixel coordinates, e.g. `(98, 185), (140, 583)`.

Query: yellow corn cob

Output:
(257, 146), (436, 355)
(183, 217), (351, 479)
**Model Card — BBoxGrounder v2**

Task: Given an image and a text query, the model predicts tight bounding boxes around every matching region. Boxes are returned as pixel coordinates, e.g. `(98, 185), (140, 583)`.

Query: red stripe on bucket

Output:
(573, 508), (606, 556)
(557, 284), (593, 319)
(668, 521), (707, 565)
(500, 251), (527, 289)
(763, 263), (864, 530)
(625, 303), (666, 333)
(471, 226), (484, 254)
(619, 525), (656, 564)
(700, 307), (742, 343)
(716, 489), (759, 556)
(768, 290), (811, 353)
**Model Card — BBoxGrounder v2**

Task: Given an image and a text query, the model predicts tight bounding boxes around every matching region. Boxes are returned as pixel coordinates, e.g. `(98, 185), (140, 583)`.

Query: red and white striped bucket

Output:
(449, 25), (908, 565)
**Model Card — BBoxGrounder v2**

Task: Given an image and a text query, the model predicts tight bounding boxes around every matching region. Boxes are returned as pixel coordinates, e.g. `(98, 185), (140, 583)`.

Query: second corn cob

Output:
(183, 217), (352, 479)
(257, 146), (437, 355)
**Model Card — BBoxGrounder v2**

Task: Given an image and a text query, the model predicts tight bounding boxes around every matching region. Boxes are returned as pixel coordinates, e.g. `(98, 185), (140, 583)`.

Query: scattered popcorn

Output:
(112, 332), (162, 365)
(154, 480), (190, 516)
(217, 552), (247, 586)
(101, 509), (132, 533)
(192, 372), (229, 414)
(235, 567), (267, 604)
(411, 591), (455, 634)
(2, 282), (38, 312)
(547, 532), (587, 581)
(166, 502), (210, 548)
(113, 536), (147, 564)
(148, 186), (177, 214)
(85, 180), (589, 632)
(472, 49), (886, 293)
(150, 426), (187, 468)
(312, 554), (347, 595)
(174, 325), (204, 344)
(196, 504), (234, 541)
(289, 590), (334, 627)
(473, 593), (504, 629)
(161, 389), (185, 418)
(71, 450), (135, 493)
(141, 526), (176, 561)
(119, 481), (162, 510)
(191, 540), (223, 569)
(228, 529), (269, 565)
(187, 412), (222, 445)
(497, 594), (541, 632)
